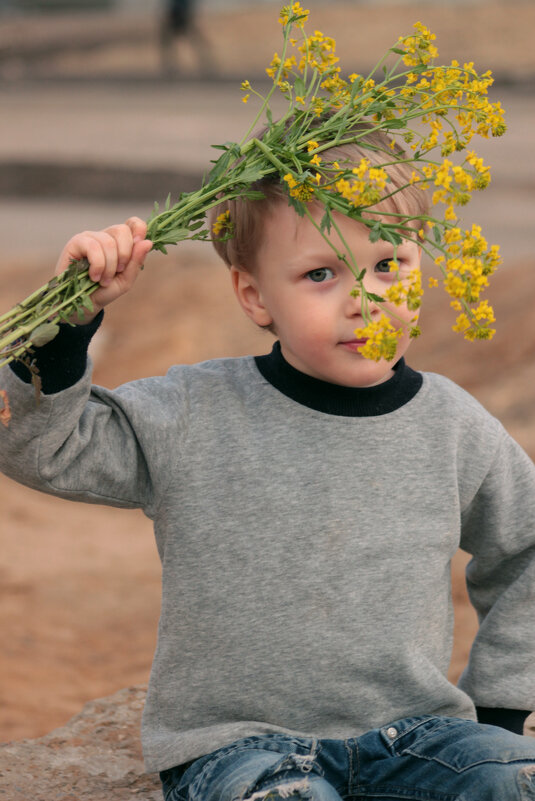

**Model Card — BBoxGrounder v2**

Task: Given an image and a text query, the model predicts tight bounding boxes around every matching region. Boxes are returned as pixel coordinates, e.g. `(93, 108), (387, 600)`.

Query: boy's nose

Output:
(344, 283), (381, 319)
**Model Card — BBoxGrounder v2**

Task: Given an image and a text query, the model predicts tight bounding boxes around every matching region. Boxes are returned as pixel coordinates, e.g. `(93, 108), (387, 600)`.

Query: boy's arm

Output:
(0, 218), (172, 511)
(8, 216), (151, 393)
(458, 428), (535, 731)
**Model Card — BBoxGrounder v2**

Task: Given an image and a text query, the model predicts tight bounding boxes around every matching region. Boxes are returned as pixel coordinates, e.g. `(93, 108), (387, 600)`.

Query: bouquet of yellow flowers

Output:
(0, 2), (505, 382)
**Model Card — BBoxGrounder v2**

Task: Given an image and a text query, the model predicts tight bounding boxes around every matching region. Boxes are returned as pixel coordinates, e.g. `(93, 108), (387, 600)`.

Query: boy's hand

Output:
(55, 217), (152, 324)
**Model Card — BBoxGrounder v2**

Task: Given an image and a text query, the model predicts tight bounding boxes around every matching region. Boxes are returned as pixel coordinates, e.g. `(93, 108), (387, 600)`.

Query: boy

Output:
(1, 128), (535, 801)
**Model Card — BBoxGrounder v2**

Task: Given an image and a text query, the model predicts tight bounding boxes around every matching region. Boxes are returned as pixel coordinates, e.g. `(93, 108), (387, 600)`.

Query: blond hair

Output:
(210, 123), (429, 271)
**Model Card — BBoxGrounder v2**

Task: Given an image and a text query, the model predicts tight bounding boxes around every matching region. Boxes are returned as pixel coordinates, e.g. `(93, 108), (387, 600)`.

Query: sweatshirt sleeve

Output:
(9, 311), (103, 394)
(458, 425), (535, 715)
(0, 338), (188, 517)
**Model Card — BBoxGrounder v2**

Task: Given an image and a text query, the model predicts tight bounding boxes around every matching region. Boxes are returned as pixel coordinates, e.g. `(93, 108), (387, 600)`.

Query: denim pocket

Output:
(390, 717), (535, 773)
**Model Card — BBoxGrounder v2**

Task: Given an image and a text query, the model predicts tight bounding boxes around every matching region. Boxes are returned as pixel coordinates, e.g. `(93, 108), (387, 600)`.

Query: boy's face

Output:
(232, 202), (421, 388)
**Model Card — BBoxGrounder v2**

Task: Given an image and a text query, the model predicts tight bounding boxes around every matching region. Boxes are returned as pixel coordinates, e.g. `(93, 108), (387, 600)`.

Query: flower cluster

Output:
(212, 210), (235, 239)
(384, 268), (423, 313)
(399, 21), (438, 67)
(355, 315), (403, 362)
(0, 5), (507, 396)
(253, 7), (505, 346)
(283, 172), (318, 202)
(335, 160), (389, 208)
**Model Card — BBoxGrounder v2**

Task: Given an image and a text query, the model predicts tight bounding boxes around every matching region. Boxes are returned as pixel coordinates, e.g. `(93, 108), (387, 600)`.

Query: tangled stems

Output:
(0, 4), (506, 379)
(0, 260), (96, 371)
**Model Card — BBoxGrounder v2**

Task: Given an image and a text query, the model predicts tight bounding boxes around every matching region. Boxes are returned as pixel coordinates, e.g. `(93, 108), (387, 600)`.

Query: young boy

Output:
(1, 129), (535, 801)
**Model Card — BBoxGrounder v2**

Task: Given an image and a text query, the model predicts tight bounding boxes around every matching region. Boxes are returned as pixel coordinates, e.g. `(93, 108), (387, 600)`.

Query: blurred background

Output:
(1, 0), (534, 743)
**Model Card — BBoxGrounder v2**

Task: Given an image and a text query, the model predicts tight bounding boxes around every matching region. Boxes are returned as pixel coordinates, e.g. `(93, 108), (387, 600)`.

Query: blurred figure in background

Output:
(160, 0), (214, 75)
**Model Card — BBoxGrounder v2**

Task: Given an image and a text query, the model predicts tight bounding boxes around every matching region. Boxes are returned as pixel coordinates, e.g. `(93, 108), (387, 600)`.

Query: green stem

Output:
(238, 24), (292, 148)
(0, 272), (97, 353)
(250, 137), (289, 173)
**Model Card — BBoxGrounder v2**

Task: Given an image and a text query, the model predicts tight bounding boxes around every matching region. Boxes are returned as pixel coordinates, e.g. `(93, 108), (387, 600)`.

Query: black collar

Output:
(254, 341), (423, 417)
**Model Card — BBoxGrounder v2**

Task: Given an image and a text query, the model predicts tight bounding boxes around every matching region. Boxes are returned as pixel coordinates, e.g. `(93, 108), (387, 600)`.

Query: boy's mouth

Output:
(339, 339), (367, 352)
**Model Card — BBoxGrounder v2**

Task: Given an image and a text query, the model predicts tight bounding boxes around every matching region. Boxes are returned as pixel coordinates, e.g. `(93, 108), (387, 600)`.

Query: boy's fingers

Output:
(125, 216), (148, 243)
(87, 231), (124, 286)
(101, 224), (136, 276)
(55, 234), (107, 278)
(101, 222), (151, 276)
(55, 220), (151, 290)
(131, 238), (153, 265)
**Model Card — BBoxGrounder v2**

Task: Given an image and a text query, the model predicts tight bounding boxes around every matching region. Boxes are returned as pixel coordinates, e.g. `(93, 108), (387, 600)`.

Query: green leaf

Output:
(208, 147), (238, 181)
(368, 223), (384, 243)
(241, 189), (267, 200)
(386, 119), (406, 130)
(382, 228), (403, 246)
(29, 322), (60, 347)
(286, 195), (306, 217)
(294, 77), (306, 98)
(319, 210), (332, 233)
(237, 165), (268, 183)
(366, 292), (385, 303)
(390, 47), (406, 55)
(81, 295), (94, 313)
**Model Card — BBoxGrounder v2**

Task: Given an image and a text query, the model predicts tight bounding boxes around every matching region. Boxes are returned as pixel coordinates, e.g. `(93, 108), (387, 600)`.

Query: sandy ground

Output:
(1, 0), (535, 744)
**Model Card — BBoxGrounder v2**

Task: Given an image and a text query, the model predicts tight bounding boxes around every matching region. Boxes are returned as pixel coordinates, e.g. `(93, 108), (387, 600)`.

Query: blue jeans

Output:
(160, 716), (535, 801)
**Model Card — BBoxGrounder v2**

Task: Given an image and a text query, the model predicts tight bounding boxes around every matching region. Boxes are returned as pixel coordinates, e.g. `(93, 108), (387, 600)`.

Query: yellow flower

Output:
(385, 281), (405, 306)
(452, 312), (471, 333)
(473, 299), (495, 323)
(283, 172), (315, 202)
(298, 29), (339, 74)
(399, 22), (439, 67)
(310, 154), (322, 166)
(242, 94), (249, 104)
(279, 2), (309, 26)
(354, 314), (403, 361)
(212, 210), (234, 238)
(406, 267), (423, 310)
(265, 52), (281, 79)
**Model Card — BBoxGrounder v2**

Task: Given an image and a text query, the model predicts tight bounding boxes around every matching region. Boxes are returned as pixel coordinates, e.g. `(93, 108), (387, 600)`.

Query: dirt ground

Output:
(1, 0), (535, 745)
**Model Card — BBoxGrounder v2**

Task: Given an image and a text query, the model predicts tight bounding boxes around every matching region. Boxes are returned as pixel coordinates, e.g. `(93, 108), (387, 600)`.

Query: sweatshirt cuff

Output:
(476, 706), (532, 735)
(9, 310), (104, 394)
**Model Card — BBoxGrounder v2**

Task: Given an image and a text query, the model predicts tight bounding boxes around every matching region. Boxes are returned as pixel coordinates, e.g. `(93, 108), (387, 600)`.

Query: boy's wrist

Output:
(9, 310), (104, 394)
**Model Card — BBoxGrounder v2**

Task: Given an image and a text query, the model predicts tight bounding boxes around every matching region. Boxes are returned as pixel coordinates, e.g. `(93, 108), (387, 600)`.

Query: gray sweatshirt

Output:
(1, 350), (534, 773)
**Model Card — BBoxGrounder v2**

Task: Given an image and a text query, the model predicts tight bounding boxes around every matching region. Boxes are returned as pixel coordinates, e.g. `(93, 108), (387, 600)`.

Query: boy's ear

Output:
(230, 266), (273, 327)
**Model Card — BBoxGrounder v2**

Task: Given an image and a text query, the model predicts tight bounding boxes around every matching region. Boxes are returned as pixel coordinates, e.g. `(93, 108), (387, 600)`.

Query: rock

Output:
(0, 685), (161, 800)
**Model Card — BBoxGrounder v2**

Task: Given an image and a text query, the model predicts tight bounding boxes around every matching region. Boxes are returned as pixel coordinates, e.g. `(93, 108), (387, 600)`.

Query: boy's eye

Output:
(375, 259), (395, 274)
(306, 267), (335, 283)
